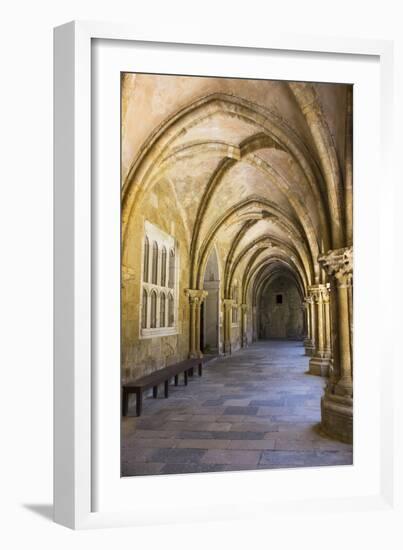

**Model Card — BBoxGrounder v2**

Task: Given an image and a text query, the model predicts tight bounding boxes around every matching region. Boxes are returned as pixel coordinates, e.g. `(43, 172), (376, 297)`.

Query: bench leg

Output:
(184, 370), (188, 386)
(198, 362), (202, 376)
(174, 374), (179, 386)
(164, 380), (169, 398)
(136, 389), (143, 417)
(153, 386), (158, 398)
(122, 389), (128, 417)
(189, 367), (194, 377)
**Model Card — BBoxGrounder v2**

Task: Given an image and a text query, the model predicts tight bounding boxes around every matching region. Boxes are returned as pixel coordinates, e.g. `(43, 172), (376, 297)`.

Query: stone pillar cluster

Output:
(303, 296), (315, 356)
(308, 284), (332, 376)
(185, 289), (208, 358)
(318, 246), (353, 443)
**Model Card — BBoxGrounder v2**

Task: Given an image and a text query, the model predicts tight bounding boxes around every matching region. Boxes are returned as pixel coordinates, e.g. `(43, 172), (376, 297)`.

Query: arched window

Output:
(168, 293), (174, 327)
(151, 241), (158, 284)
(140, 223), (177, 335)
(143, 236), (149, 282)
(168, 249), (175, 288)
(161, 246), (167, 287)
(141, 289), (148, 329)
(150, 290), (157, 328)
(160, 293), (166, 327)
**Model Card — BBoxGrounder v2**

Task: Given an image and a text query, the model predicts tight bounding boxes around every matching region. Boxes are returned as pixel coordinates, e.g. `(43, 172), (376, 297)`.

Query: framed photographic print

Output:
(54, 21), (396, 529)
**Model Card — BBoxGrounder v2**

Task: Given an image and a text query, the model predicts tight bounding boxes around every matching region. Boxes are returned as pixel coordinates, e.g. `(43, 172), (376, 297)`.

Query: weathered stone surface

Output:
(121, 74), (354, 465)
(122, 341), (352, 475)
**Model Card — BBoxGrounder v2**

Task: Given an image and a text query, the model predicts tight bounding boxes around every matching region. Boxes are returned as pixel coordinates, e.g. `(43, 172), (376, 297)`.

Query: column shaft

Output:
(185, 289), (208, 359)
(189, 302), (196, 356)
(318, 247), (353, 443)
(223, 299), (234, 354)
(308, 285), (331, 376)
(335, 282), (353, 395)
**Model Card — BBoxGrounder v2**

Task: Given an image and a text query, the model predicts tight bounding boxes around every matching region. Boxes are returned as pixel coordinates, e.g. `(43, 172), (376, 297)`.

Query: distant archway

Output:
(258, 274), (303, 340)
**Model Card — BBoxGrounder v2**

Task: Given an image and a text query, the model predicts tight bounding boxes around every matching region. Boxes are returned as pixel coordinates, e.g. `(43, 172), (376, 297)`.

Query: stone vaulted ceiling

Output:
(121, 73), (352, 303)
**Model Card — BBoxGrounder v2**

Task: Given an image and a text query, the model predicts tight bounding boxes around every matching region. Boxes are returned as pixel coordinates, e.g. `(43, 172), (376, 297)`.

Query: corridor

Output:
(122, 340), (352, 476)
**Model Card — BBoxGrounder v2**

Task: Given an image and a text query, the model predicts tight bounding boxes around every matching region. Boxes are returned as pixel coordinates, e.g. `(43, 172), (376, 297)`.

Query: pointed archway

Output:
(201, 246), (221, 354)
(258, 273), (304, 340)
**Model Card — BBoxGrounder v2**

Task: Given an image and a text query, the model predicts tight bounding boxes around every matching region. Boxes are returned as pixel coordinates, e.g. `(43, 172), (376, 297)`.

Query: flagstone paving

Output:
(121, 340), (353, 476)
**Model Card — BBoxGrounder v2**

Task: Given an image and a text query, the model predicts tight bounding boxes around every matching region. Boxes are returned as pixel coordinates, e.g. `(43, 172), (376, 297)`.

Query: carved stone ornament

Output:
(308, 284), (328, 303)
(318, 247), (353, 284)
(185, 289), (208, 304)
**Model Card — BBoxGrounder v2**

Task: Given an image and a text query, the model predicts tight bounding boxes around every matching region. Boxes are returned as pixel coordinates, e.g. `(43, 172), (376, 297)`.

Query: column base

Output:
(189, 351), (203, 359)
(321, 393), (353, 444)
(304, 339), (315, 356)
(308, 355), (330, 376)
(223, 340), (232, 355)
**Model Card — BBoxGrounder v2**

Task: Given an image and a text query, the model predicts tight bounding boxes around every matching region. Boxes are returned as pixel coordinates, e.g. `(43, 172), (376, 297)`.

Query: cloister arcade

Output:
(121, 74), (353, 452)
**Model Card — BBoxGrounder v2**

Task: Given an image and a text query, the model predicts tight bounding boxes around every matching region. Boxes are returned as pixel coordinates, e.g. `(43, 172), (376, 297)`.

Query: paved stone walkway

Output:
(122, 340), (353, 476)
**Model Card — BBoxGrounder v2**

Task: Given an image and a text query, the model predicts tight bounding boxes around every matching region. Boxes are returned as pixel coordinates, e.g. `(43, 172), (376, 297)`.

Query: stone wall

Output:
(258, 277), (303, 340)
(122, 179), (191, 381)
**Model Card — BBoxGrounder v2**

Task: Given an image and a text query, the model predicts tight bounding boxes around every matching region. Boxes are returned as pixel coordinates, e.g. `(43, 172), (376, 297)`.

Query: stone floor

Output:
(121, 340), (353, 476)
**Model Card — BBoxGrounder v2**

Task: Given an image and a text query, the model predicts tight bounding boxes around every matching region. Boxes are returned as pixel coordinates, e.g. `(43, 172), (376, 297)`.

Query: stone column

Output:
(303, 297), (315, 356)
(240, 303), (248, 347)
(308, 284), (331, 376)
(323, 284), (332, 359)
(318, 247), (353, 443)
(252, 305), (257, 342)
(223, 298), (235, 354)
(310, 295), (316, 355)
(185, 289), (208, 358)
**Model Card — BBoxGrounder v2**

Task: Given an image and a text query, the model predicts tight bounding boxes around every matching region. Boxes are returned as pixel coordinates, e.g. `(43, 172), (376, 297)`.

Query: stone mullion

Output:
(146, 288), (151, 329)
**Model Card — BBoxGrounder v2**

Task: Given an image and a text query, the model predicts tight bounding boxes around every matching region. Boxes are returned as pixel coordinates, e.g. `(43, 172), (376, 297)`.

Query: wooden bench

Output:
(122, 358), (204, 417)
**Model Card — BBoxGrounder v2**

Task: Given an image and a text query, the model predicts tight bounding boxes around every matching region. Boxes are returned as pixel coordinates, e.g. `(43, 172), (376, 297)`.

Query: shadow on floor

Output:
(23, 503), (53, 522)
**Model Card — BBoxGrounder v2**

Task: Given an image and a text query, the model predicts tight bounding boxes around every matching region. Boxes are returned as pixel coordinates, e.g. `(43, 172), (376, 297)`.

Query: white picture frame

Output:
(54, 20), (397, 530)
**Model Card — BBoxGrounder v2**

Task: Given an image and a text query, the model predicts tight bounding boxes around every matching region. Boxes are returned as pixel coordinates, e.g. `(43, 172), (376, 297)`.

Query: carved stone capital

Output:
(185, 289), (208, 305)
(223, 298), (235, 309)
(240, 303), (248, 311)
(322, 285), (331, 303)
(318, 247), (353, 286)
(308, 284), (328, 303)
